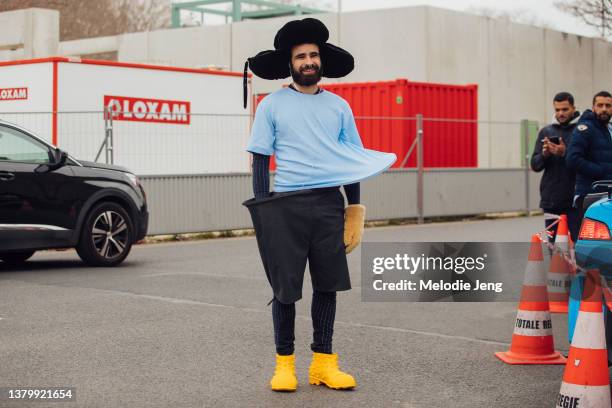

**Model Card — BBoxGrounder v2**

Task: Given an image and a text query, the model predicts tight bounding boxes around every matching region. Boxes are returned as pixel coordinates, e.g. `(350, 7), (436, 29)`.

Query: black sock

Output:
(311, 290), (337, 354)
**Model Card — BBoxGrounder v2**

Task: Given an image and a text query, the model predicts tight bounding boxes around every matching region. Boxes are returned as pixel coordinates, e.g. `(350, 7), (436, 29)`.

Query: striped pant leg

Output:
(311, 290), (337, 354)
(272, 298), (296, 355)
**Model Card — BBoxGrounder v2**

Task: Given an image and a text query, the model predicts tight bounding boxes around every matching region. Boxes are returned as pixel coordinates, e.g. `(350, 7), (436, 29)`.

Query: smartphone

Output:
(547, 136), (560, 144)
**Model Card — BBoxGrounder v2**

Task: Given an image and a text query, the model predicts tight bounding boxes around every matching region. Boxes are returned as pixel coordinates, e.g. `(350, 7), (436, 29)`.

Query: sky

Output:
(336, 0), (599, 38)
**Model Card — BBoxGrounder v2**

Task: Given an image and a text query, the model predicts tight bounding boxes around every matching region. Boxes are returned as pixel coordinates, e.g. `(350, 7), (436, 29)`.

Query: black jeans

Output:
(272, 290), (337, 355)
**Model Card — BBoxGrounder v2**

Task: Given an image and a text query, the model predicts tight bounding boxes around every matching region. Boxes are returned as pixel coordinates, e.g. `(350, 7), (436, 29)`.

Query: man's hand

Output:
(548, 137), (566, 157)
(344, 204), (365, 254)
(542, 137), (551, 157)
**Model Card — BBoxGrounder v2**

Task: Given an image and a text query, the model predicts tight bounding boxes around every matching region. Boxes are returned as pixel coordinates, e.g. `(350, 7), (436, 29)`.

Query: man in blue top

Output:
(242, 18), (395, 392)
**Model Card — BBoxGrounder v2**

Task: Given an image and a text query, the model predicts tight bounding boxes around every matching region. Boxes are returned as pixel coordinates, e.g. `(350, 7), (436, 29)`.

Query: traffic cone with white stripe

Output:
(549, 215), (571, 313)
(495, 234), (566, 364)
(556, 269), (610, 408)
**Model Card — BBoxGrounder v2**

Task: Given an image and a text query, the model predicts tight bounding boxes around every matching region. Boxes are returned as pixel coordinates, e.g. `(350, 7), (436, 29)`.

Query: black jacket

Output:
(530, 113), (579, 210)
(566, 110), (612, 197)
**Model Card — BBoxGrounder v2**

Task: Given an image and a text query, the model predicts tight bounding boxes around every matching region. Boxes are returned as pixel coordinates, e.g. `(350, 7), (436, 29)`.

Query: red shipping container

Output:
(253, 79), (478, 169)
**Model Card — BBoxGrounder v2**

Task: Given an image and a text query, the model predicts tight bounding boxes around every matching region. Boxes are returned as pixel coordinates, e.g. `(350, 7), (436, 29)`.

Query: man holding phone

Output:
(531, 92), (580, 241)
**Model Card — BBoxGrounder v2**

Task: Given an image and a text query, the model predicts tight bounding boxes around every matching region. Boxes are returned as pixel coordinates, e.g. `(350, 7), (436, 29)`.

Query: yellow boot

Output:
(270, 354), (298, 392)
(308, 352), (356, 389)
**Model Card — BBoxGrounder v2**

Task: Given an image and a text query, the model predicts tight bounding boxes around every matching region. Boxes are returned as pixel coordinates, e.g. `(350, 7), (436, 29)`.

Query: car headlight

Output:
(125, 172), (147, 202)
(124, 172), (139, 188)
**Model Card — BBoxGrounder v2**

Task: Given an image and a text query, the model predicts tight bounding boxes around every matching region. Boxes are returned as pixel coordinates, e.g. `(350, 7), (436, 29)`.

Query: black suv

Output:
(0, 120), (148, 266)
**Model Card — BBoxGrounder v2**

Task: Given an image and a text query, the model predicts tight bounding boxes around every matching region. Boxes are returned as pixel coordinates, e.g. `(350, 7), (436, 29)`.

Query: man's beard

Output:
(290, 64), (321, 87)
(557, 111), (576, 125)
(596, 111), (611, 123)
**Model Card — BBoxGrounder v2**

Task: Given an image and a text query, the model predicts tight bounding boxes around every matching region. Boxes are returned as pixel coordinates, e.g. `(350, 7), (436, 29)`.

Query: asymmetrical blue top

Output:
(246, 87), (397, 192)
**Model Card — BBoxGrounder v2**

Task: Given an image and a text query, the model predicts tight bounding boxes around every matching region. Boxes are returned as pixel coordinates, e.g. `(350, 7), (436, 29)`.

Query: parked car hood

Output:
(78, 160), (130, 173)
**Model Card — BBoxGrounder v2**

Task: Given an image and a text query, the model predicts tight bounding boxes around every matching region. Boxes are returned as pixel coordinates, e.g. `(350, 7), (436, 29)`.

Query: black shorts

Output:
(243, 187), (351, 304)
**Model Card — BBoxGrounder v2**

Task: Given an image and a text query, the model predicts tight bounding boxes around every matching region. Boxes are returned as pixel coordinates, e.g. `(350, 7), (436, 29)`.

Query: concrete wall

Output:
(0, 8), (58, 60)
(117, 24), (232, 69)
(543, 31), (593, 118)
(592, 38), (612, 96)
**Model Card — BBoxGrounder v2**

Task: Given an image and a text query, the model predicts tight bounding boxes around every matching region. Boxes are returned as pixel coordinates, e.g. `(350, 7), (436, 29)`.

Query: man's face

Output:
(593, 96), (612, 123)
(290, 43), (322, 87)
(553, 100), (575, 125)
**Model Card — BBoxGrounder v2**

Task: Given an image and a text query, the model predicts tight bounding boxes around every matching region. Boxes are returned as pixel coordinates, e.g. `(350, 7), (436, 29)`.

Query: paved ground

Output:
(0, 216), (588, 407)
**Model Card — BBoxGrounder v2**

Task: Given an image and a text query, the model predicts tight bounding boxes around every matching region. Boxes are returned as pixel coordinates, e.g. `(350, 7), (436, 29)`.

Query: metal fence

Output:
(0, 111), (539, 170)
(139, 169), (542, 235)
(0, 110), (544, 235)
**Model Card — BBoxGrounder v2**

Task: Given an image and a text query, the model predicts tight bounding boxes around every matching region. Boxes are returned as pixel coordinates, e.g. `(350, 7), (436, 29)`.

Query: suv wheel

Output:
(77, 202), (134, 267)
(0, 251), (35, 265)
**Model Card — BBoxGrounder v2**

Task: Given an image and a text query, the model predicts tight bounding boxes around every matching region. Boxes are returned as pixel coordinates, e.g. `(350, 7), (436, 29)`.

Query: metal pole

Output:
(416, 114), (424, 224)
(171, 5), (180, 28)
(521, 119), (530, 215)
(107, 107), (114, 164)
(105, 112), (110, 164)
(399, 136), (419, 168)
(95, 110), (109, 163)
(232, 0), (241, 22)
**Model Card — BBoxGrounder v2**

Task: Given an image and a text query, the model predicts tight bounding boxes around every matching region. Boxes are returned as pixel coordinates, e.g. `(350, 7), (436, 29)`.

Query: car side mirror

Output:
(55, 149), (68, 167)
(35, 149), (68, 173)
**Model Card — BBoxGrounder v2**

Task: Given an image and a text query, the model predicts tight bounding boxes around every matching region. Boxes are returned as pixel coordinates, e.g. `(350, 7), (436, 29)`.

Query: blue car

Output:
(568, 181), (612, 357)
(575, 185), (612, 273)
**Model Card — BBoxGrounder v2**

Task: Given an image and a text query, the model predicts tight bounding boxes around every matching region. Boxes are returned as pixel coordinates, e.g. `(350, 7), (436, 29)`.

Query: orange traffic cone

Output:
(556, 269), (610, 408)
(495, 235), (566, 364)
(549, 215), (571, 313)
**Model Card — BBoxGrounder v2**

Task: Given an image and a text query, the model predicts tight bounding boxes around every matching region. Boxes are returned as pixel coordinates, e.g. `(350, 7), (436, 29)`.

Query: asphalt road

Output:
(0, 216), (586, 408)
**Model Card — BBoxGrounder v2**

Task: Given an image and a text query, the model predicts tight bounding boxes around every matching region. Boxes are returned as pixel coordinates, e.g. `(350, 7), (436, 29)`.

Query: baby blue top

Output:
(246, 87), (397, 192)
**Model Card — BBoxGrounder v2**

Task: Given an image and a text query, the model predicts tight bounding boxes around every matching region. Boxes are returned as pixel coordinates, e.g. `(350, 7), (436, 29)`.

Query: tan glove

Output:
(344, 204), (366, 254)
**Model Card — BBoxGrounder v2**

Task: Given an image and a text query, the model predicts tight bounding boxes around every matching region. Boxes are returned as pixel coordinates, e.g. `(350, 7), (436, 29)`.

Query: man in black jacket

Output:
(531, 92), (580, 242)
(566, 91), (612, 235)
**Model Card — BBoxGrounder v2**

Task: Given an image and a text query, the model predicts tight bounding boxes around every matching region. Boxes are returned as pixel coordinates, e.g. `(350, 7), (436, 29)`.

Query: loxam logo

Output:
(0, 87), (28, 101)
(104, 95), (191, 125)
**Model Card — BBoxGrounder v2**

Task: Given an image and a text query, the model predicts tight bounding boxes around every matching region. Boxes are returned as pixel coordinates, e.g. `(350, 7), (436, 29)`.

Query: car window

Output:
(0, 125), (52, 164)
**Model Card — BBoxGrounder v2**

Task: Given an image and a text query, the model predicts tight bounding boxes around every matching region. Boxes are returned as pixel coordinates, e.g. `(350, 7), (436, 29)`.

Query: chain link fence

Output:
(0, 111), (538, 171)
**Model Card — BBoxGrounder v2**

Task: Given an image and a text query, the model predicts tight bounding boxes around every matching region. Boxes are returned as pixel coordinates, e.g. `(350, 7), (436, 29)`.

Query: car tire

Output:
(76, 202), (134, 267)
(0, 251), (35, 265)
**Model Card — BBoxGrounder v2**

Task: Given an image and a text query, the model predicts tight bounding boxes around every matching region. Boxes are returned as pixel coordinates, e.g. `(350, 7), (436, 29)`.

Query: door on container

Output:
(0, 124), (76, 248)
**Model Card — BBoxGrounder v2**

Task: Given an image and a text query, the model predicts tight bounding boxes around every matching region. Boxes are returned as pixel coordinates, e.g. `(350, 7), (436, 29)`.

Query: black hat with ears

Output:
(243, 17), (354, 108)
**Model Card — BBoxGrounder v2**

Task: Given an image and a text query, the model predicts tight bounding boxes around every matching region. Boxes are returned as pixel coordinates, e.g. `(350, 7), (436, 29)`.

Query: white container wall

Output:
(0, 61), (54, 141)
(0, 57), (252, 175)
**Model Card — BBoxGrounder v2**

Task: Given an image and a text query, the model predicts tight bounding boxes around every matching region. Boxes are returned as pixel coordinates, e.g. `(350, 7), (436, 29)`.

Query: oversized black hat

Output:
(243, 17), (354, 108)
